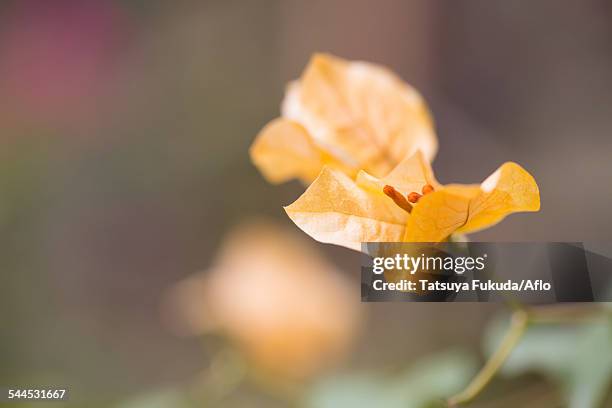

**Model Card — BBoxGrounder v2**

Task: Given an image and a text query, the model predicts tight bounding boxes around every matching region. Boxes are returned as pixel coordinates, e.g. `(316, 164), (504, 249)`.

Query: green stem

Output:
(447, 310), (529, 407)
(446, 304), (611, 406)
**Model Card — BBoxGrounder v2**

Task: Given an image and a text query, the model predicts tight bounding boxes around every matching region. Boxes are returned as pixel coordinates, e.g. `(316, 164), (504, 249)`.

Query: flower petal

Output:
(403, 186), (476, 242)
(404, 162), (540, 241)
(285, 167), (408, 250)
(357, 150), (440, 195)
(249, 118), (325, 184)
(284, 53), (437, 178)
(458, 162), (540, 234)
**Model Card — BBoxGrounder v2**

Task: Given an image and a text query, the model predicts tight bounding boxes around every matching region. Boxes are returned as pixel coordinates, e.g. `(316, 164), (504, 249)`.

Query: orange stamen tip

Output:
(407, 192), (422, 203)
(383, 185), (395, 196)
(383, 185), (412, 213)
(422, 184), (435, 195)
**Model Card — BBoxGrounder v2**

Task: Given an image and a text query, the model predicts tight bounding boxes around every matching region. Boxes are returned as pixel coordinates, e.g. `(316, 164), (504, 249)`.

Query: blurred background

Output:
(1, 0), (612, 407)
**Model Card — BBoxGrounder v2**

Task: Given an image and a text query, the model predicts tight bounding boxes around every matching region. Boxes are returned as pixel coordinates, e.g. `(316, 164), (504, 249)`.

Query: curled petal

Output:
(249, 118), (325, 184)
(283, 53), (437, 178)
(285, 167), (408, 250)
(458, 162), (540, 234)
(404, 162), (540, 242)
(403, 186), (476, 242)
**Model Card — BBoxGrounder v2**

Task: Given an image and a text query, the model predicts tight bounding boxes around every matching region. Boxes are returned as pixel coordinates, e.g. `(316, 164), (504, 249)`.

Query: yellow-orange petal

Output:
(458, 162), (540, 234)
(284, 53), (437, 177)
(380, 150), (440, 194)
(285, 167), (408, 251)
(403, 162), (540, 242)
(249, 118), (324, 184)
(403, 186), (476, 242)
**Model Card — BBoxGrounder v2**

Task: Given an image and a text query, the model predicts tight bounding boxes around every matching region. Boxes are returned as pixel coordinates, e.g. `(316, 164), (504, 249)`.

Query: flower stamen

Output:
(407, 192), (422, 203)
(383, 185), (413, 213)
(422, 184), (435, 195)
(406, 184), (434, 204)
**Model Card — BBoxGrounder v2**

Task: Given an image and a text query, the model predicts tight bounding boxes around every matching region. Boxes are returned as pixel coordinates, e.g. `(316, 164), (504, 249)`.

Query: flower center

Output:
(383, 184), (435, 213)
(383, 185), (412, 213)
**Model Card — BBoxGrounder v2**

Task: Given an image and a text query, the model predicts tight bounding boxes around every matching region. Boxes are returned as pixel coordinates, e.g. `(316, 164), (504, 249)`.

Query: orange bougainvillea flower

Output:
(250, 53), (437, 184)
(164, 221), (360, 381)
(285, 151), (540, 250)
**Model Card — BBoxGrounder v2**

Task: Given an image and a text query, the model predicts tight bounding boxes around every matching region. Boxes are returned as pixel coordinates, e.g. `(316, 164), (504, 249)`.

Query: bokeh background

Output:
(2, 1), (612, 407)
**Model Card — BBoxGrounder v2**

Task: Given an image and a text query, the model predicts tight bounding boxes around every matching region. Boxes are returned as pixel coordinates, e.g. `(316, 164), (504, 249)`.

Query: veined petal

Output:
(403, 186), (477, 242)
(249, 118), (325, 184)
(404, 162), (540, 242)
(458, 162), (540, 233)
(285, 167), (408, 250)
(354, 150), (438, 196)
(380, 150), (440, 194)
(286, 53), (437, 178)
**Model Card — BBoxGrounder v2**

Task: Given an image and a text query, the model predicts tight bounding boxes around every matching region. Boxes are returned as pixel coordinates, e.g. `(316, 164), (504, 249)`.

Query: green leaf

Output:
(568, 324), (612, 408)
(484, 316), (612, 408)
(306, 350), (476, 408)
(306, 374), (402, 408)
(485, 318), (579, 381)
